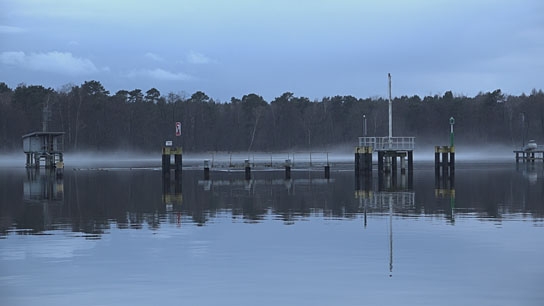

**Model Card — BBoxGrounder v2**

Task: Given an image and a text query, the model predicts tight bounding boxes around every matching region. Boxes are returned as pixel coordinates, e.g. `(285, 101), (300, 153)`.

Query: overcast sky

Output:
(1, 0), (543, 101)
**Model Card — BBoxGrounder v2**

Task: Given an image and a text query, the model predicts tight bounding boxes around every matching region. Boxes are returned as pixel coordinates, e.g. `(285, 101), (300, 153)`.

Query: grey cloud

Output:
(0, 51), (100, 75)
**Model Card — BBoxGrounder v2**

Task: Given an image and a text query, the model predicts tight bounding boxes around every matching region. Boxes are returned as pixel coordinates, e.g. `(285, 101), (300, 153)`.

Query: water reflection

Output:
(24, 168), (64, 203)
(1, 163), (544, 238)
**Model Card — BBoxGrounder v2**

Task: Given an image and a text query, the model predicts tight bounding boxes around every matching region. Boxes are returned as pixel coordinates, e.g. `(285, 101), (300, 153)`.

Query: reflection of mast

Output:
(389, 193), (393, 277)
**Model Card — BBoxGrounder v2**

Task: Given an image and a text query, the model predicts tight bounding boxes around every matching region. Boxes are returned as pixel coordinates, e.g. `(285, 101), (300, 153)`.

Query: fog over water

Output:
(0, 144), (520, 169)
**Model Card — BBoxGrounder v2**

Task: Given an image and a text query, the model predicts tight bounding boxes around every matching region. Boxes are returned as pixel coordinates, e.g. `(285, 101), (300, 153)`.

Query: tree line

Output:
(1, 80), (543, 153)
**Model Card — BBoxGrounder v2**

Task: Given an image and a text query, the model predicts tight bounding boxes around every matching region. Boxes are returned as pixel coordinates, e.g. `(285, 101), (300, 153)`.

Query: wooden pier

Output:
(22, 132), (65, 169)
(356, 137), (415, 175)
(514, 148), (544, 162)
(198, 152), (332, 181)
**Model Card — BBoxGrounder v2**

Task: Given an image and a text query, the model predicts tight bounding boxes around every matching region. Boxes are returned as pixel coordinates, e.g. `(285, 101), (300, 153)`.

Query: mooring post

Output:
(391, 154), (397, 176)
(378, 151), (384, 173)
(355, 148), (361, 174)
(366, 150), (373, 173)
(408, 151), (413, 173)
(204, 160), (210, 180)
(162, 147), (170, 175)
(324, 163), (330, 179)
(435, 146), (440, 177)
(442, 146), (449, 177)
(285, 159), (291, 180)
(244, 159), (251, 180)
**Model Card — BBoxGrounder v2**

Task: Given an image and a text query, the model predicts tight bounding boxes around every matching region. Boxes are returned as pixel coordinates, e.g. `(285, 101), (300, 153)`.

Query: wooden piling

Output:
(435, 145), (454, 179)
(442, 146), (449, 177)
(324, 164), (330, 179)
(391, 154), (397, 176)
(204, 160), (210, 180)
(407, 151), (413, 173)
(355, 146), (373, 175)
(162, 146), (182, 180)
(285, 159), (291, 180)
(244, 159), (251, 180)
(162, 152), (170, 175)
(435, 146), (440, 177)
(174, 152), (182, 180)
(378, 151), (384, 173)
(355, 150), (361, 173)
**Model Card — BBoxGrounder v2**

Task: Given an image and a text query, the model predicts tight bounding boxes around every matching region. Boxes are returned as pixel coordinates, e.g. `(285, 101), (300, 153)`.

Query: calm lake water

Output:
(1, 160), (543, 306)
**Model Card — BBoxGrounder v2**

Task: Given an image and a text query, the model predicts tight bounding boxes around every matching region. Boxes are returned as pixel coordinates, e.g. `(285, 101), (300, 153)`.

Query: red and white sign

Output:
(175, 122), (181, 136)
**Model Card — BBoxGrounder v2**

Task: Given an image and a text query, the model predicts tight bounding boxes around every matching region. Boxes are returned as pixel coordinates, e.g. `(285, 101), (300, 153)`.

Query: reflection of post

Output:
(363, 197), (367, 228)
(24, 168), (64, 202)
(285, 159), (291, 180)
(204, 160), (210, 180)
(389, 193), (393, 277)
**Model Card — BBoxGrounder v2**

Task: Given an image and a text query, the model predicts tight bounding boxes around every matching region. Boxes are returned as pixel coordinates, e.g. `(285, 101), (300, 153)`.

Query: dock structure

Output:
(514, 147), (544, 163)
(356, 136), (415, 175)
(199, 152), (332, 181)
(355, 74), (415, 177)
(22, 132), (65, 169)
(22, 98), (65, 170)
(162, 146), (183, 180)
(435, 117), (456, 179)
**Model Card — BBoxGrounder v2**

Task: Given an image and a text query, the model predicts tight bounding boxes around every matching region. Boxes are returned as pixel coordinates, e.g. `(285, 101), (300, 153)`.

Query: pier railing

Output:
(358, 137), (415, 151)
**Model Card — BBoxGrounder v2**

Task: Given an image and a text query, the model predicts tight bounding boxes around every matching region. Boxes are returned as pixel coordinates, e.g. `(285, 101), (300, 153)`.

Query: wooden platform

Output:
(514, 149), (544, 162)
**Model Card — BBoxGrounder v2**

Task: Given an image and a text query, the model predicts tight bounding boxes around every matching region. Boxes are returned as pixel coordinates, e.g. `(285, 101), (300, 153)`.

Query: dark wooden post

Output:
(162, 147), (170, 175)
(434, 146), (440, 177)
(408, 151), (413, 173)
(442, 146), (449, 177)
(285, 159), (291, 180)
(355, 148), (361, 173)
(244, 159), (251, 180)
(391, 154), (397, 176)
(378, 151), (384, 173)
(204, 160), (210, 180)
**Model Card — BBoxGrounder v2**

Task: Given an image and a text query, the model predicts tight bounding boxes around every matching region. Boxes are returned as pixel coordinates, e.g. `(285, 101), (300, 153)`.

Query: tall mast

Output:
(388, 73), (392, 139)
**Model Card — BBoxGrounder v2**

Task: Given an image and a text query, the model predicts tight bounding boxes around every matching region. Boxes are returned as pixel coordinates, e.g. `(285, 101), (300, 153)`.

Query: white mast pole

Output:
(388, 73), (392, 140)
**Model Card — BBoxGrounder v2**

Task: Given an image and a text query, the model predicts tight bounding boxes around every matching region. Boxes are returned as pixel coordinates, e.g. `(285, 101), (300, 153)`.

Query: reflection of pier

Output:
(162, 172), (182, 210)
(514, 147), (544, 163)
(24, 168), (64, 203)
(355, 169), (414, 278)
(434, 169), (456, 223)
(20, 168), (65, 233)
(198, 178), (334, 193)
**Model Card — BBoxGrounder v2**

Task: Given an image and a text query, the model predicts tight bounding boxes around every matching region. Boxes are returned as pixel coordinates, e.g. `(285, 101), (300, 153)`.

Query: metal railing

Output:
(358, 137), (415, 151)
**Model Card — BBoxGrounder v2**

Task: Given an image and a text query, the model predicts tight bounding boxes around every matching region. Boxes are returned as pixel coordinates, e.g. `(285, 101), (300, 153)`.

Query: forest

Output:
(1, 80), (543, 153)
